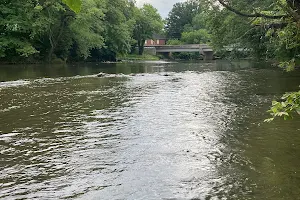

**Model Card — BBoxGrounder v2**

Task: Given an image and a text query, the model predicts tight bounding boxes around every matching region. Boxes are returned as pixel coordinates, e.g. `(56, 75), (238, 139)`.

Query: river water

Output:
(1, 61), (300, 200)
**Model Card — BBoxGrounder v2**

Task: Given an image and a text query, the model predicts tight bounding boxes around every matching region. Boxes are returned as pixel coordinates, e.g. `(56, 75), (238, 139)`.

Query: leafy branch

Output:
(265, 90), (300, 122)
(217, 0), (287, 19)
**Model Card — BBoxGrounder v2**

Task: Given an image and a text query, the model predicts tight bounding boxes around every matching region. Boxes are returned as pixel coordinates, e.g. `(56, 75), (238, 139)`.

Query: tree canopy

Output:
(165, 0), (202, 39)
(133, 4), (164, 55)
(209, 0), (300, 119)
(0, 0), (163, 62)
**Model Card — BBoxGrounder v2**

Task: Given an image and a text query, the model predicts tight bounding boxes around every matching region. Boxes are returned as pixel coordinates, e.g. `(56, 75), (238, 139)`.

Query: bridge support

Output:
(203, 51), (214, 60)
(144, 47), (156, 55)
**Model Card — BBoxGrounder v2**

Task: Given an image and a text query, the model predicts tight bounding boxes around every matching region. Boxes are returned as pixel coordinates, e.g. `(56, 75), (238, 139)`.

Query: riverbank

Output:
(0, 54), (162, 65)
(117, 54), (161, 61)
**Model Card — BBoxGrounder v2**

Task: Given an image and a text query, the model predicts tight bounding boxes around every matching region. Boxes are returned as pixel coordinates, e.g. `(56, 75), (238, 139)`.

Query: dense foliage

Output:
(210, 0), (300, 119)
(265, 91), (300, 122)
(0, 0), (162, 62)
(165, 0), (204, 39)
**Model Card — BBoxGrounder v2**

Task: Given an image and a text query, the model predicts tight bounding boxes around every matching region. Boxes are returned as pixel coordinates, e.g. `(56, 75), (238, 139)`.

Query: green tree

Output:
(166, 39), (183, 45)
(0, 0), (78, 62)
(69, 0), (105, 59)
(133, 4), (164, 55)
(0, 0), (40, 60)
(0, 0), (142, 62)
(209, 0), (300, 119)
(165, 0), (201, 39)
(43, 2), (76, 62)
(209, 0), (300, 59)
(102, 0), (134, 58)
(87, 0), (136, 61)
(200, 0), (276, 59)
(181, 29), (211, 44)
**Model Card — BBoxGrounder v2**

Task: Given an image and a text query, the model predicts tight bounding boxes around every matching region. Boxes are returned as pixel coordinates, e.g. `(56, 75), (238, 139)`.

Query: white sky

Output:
(136, 0), (186, 18)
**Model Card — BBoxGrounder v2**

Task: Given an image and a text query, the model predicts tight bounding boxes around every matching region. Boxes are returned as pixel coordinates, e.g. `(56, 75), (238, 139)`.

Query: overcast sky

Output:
(136, 0), (186, 18)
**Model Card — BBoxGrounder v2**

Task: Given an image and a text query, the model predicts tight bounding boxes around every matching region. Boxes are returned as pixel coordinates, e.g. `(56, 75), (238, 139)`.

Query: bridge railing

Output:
(151, 44), (210, 48)
(145, 44), (214, 53)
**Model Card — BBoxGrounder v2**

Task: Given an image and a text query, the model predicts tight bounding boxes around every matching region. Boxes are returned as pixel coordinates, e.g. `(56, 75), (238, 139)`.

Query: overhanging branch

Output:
(217, 0), (288, 19)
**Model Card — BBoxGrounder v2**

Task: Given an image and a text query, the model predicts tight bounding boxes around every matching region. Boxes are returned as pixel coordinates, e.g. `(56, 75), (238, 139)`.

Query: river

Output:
(1, 60), (300, 200)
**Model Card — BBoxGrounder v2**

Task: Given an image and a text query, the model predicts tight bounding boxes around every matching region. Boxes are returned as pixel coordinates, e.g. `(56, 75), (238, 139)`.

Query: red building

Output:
(144, 34), (166, 46)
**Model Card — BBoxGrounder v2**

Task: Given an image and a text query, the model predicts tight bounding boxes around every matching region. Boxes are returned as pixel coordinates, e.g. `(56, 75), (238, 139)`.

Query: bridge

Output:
(144, 44), (214, 60)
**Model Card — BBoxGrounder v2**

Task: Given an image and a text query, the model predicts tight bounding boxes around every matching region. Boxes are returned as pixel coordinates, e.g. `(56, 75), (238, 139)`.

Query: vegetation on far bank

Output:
(1, 0), (163, 63)
(118, 54), (160, 61)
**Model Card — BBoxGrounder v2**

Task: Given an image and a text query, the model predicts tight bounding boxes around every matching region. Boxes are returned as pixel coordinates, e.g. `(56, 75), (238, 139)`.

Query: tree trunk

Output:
(138, 40), (145, 55)
(47, 15), (67, 62)
(130, 43), (137, 54)
(48, 45), (54, 62)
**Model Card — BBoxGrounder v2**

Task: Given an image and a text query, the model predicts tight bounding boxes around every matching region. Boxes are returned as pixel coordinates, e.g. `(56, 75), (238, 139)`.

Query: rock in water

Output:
(97, 72), (106, 77)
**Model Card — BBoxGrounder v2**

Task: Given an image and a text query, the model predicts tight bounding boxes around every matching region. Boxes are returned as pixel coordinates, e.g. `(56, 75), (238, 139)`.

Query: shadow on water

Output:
(205, 67), (300, 199)
(0, 62), (174, 81)
(1, 60), (300, 199)
(0, 60), (278, 82)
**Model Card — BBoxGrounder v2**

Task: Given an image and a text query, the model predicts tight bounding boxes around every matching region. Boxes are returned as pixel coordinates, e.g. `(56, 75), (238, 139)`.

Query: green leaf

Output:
(62, 0), (81, 13)
(264, 118), (274, 123)
(272, 101), (279, 106)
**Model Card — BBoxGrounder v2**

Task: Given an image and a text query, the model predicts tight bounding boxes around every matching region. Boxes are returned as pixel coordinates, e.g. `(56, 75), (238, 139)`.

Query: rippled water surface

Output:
(1, 61), (300, 200)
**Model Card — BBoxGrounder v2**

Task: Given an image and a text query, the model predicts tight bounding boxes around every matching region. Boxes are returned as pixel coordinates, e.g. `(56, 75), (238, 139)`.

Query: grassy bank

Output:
(118, 54), (160, 61)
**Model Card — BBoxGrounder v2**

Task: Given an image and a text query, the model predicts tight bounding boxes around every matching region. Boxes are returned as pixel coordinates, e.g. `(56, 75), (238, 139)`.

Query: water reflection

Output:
(0, 61), (300, 199)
